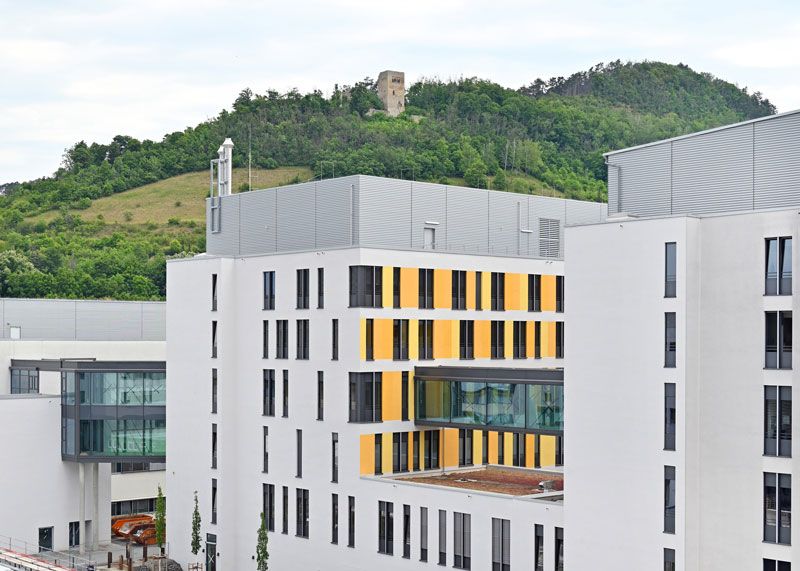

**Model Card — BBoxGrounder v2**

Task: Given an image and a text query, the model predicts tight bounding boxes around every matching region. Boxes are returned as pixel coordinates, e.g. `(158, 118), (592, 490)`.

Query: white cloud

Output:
(712, 36), (800, 69)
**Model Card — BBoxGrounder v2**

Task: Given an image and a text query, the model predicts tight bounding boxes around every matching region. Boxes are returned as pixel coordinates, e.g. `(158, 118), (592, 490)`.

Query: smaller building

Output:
(377, 70), (405, 117)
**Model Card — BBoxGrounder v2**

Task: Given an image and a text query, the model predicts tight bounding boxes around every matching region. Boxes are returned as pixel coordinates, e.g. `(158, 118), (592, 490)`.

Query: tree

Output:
(191, 491), (201, 556)
(463, 158), (488, 189)
(155, 485), (166, 550)
(256, 512), (269, 571)
(493, 169), (508, 191)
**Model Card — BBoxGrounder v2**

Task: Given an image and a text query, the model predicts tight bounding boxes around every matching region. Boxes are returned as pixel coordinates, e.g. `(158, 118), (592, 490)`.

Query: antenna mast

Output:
(248, 124), (252, 192)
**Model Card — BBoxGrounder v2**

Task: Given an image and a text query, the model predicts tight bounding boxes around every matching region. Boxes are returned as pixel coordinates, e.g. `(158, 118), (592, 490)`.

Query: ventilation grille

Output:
(538, 218), (561, 258)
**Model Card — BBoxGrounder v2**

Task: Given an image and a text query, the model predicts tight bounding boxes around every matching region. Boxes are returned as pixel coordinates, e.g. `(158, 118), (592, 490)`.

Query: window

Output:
(263, 484), (275, 532)
(491, 518), (510, 571)
(331, 494), (338, 544)
(282, 370), (289, 417)
(491, 272), (505, 310)
(348, 496), (356, 547)
(262, 427), (269, 472)
(497, 431), (506, 465)
(438, 510), (447, 565)
(491, 321), (505, 359)
(401, 372), (409, 421)
(211, 478), (217, 524)
(211, 424), (217, 469)
(556, 275), (564, 312)
(296, 429), (303, 477)
(393, 267), (401, 308)
(68, 521), (80, 548)
(528, 274), (541, 312)
(38, 527), (53, 552)
(419, 269), (434, 309)
(554, 527), (564, 571)
(476, 271), (483, 310)
(419, 319), (434, 360)
(317, 267), (324, 308)
(764, 472), (792, 544)
(211, 369), (217, 414)
(664, 313), (676, 368)
(262, 320), (269, 358)
(332, 319), (339, 360)
(10, 368), (39, 394)
(365, 318), (374, 361)
(534, 435), (541, 468)
(282, 486), (289, 534)
(296, 488), (310, 538)
(453, 512), (471, 569)
(512, 433), (525, 467)
(452, 270), (467, 310)
(482, 431), (489, 464)
(349, 372), (382, 422)
(420, 507), (429, 562)
(296, 319), (309, 359)
(317, 372), (324, 420)
(555, 435), (563, 466)
(403, 504), (411, 559)
(665, 242), (676, 297)
(276, 320), (289, 359)
(765, 386), (792, 457)
(664, 548), (675, 571)
(458, 320), (474, 360)
(413, 431), (421, 470)
(296, 268), (309, 309)
(373, 435), (383, 475)
(262, 369), (275, 416)
(263, 271), (275, 310)
(763, 558), (791, 571)
(378, 501), (394, 555)
(331, 433), (339, 483)
(349, 266), (383, 307)
(766, 311), (792, 369)
(458, 429), (473, 467)
(534, 524), (544, 571)
(424, 430), (440, 469)
(664, 383), (676, 451)
(513, 321), (526, 359)
(664, 466), (675, 534)
(393, 432), (409, 473)
(393, 319), (409, 360)
(211, 320), (218, 358)
(211, 273), (218, 311)
(766, 237), (793, 295)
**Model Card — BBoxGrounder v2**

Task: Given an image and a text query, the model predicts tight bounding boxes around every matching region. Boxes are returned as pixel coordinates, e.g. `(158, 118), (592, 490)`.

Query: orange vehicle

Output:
(112, 515), (152, 537)
(120, 520), (154, 539)
(132, 526), (164, 546)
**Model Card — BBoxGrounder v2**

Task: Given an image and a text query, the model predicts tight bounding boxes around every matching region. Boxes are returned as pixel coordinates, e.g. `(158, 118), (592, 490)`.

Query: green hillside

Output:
(0, 61), (776, 300)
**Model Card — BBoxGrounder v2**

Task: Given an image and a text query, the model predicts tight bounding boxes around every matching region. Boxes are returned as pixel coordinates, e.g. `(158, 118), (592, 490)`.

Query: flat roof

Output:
(394, 466), (563, 496)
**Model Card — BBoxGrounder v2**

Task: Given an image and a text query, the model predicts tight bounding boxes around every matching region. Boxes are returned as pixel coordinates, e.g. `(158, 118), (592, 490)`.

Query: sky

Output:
(1, 0), (799, 183)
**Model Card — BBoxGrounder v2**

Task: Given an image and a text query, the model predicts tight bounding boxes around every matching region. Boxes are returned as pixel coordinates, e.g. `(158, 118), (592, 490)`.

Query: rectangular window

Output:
(438, 510), (447, 566)
(555, 275), (564, 312)
(424, 430), (440, 469)
(10, 368), (39, 394)
(211, 320), (218, 358)
(763, 559), (791, 571)
(374, 435), (383, 475)
(365, 318), (374, 361)
(348, 496), (356, 547)
(781, 237), (793, 294)
(349, 266), (383, 308)
(211, 423), (217, 469)
(555, 527), (564, 571)
(512, 432), (525, 467)
(282, 486), (289, 534)
(393, 432), (409, 473)
(401, 372), (409, 421)
(282, 370), (289, 418)
(378, 501), (394, 555)
(296, 488), (310, 538)
(348, 372), (382, 423)
(419, 319), (434, 360)
(420, 506), (429, 562)
(453, 512), (471, 570)
(556, 435), (563, 466)
(317, 372), (324, 421)
(766, 311), (792, 369)
(766, 237), (793, 295)
(458, 429), (473, 467)
(331, 432), (339, 483)
(513, 321), (526, 359)
(664, 548), (675, 571)
(665, 313), (676, 368)
(482, 431), (488, 464)
(664, 466), (676, 534)
(556, 322), (564, 359)
(332, 319), (339, 360)
(263, 483), (275, 532)
(296, 429), (303, 478)
(263, 271), (275, 310)
(276, 320), (289, 359)
(403, 504), (411, 559)
(765, 472), (792, 544)
(528, 274), (541, 311)
(211, 273), (218, 311)
(534, 524), (544, 571)
(68, 521), (79, 548)
(765, 386), (792, 457)
(475, 271), (483, 310)
(665, 242), (677, 297)
(331, 493), (338, 544)
(211, 478), (217, 524)
(491, 321), (505, 359)
(459, 320), (474, 360)
(497, 431), (505, 465)
(393, 319), (409, 360)
(317, 267), (324, 309)
(211, 369), (218, 414)
(262, 320), (269, 358)
(419, 269), (434, 309)
(262, 426), (269, 473)
(491, 518), (510, 571)
(491, 272), (505, 311)
(262, 369), (275, 416)
(665, 383), (676, 451)
(534, 321), (541, 359)
(413, 431), (421, 470)
(393, 267), (401, 308)
(296, 319), (309, 360)
(452, 270), (467, 310)
(296, 268), (309, 309)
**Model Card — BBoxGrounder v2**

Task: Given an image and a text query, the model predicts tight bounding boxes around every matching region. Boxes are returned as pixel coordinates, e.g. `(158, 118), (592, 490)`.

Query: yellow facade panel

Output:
(443, 428), (459, 468)
(503, 432), (514, 466)
(400, 267), (418, 308)
(409, 319), (419, 360)
(540, 435), (557, 467)
(488, 431), (499, 464)
(373, 319), (393, 360)
(359, 434), (375, 475)
(408, 371), (415, 420)
(525, 434), (535, 468)
(541, 275), (556, 312)
(466, 272), (476, 310)
(505, 273), (520, 310)
(450, 320), (459, 357)
(519, 273), (529, 310)
(481, 272), (491, 310)
(473, 430), (483, 464)
(474, 320), (491, 359)
(541, 321), (556, 358)
(433, 269), (452, 309)
(526, 321), (535, 358)
(359, 318), (367, 361)
(433, 320), (453, 359)
(382, 266), (394, 309)
(504, 320), (514, 359)
(382, 371), (402, 421)
(382, 433), (393, 473)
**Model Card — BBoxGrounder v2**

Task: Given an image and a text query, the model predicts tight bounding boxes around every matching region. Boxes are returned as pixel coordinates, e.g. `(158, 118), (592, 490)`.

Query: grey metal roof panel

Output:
(754, 112), (800, 209)
(410, 181), (447, 250)
(357, 176), (412, 249)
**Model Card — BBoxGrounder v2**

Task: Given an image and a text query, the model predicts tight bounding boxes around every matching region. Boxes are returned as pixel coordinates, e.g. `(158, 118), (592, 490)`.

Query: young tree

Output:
(191, 491), (201, 556)
(256, 512), (269, 571)
(154, 485), (166, 550)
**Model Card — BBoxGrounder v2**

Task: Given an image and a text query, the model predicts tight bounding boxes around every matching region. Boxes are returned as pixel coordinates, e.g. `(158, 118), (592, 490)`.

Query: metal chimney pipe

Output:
(221, 138), (234, 195)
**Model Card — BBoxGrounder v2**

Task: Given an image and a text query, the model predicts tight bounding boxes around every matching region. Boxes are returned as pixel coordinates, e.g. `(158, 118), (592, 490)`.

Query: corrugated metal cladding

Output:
(206, 174), (606, 259)
(0, 299), (165, 341)
(607, 111), (800, 216)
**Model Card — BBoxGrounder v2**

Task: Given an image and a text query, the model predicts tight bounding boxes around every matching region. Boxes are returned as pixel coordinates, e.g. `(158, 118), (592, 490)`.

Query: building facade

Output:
(377, 70), (405, 117)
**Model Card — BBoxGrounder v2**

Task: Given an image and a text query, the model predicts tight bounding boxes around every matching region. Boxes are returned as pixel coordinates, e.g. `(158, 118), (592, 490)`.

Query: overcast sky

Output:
(1, 0), (798, 183)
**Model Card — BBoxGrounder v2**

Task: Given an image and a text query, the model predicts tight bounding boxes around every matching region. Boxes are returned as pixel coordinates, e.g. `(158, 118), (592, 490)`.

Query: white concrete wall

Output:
(167, 248), (565, 571)
(111, 471), (165, 503)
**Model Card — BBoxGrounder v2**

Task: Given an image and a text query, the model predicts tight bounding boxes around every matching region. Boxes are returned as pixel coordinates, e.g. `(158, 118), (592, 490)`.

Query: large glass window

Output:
(763, 558), (791, 571)
(263, 271), (275, 310)
(262, 483), (274, 532)
(534, 524), (544, 571)
(349, 372), (382, 422)
(665, 242), (676, 297)
(420, 507), (428, 562)
(419, 320), (434, 360)
(276, 320), (289, 359)
(460, 321), (474, 360)
(556, 275), (565, 312)
(438, 510), (447, 566)
(10, 368), (39, 394)
(296, 319), (309, 360)
(424, 431), (440, 469)
(664, 548), (675, 571)
(528, 274), (541, 312)
(453, 512), (471, 570)
(765, 472), (792, 544)
(664, 466), (675, 534)
(665, 383), (676, 451)
(491, 321), (505, 359)
(513, 321), (526, 359)
(555, 527), (564, 571)
(262, 369), (275, 416)
(491, 272), (505, 311)
(458, 429), (473, 467)
(766, 237), (793, 295)
(403, 504), (411, 559)
(349, 266), (383, 308)
(393, 319), (409, 360)
(452, 270), (467, 310)
(296, 268), (309, 309)
(665, 313), (676, 368)
(766, 311), (792, 369)
(486, 383), (526, 428)
(296, 488), (310, 538)
(348, 496), (356, 547)
(765, 386), (792, 457)
(378, 501), (394, 555)
(419, 269), (434, 309)
(491, 518), (510, 571)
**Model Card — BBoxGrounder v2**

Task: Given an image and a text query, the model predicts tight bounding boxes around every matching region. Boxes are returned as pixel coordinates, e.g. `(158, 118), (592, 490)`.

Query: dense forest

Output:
(0, 61), (776, 300)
